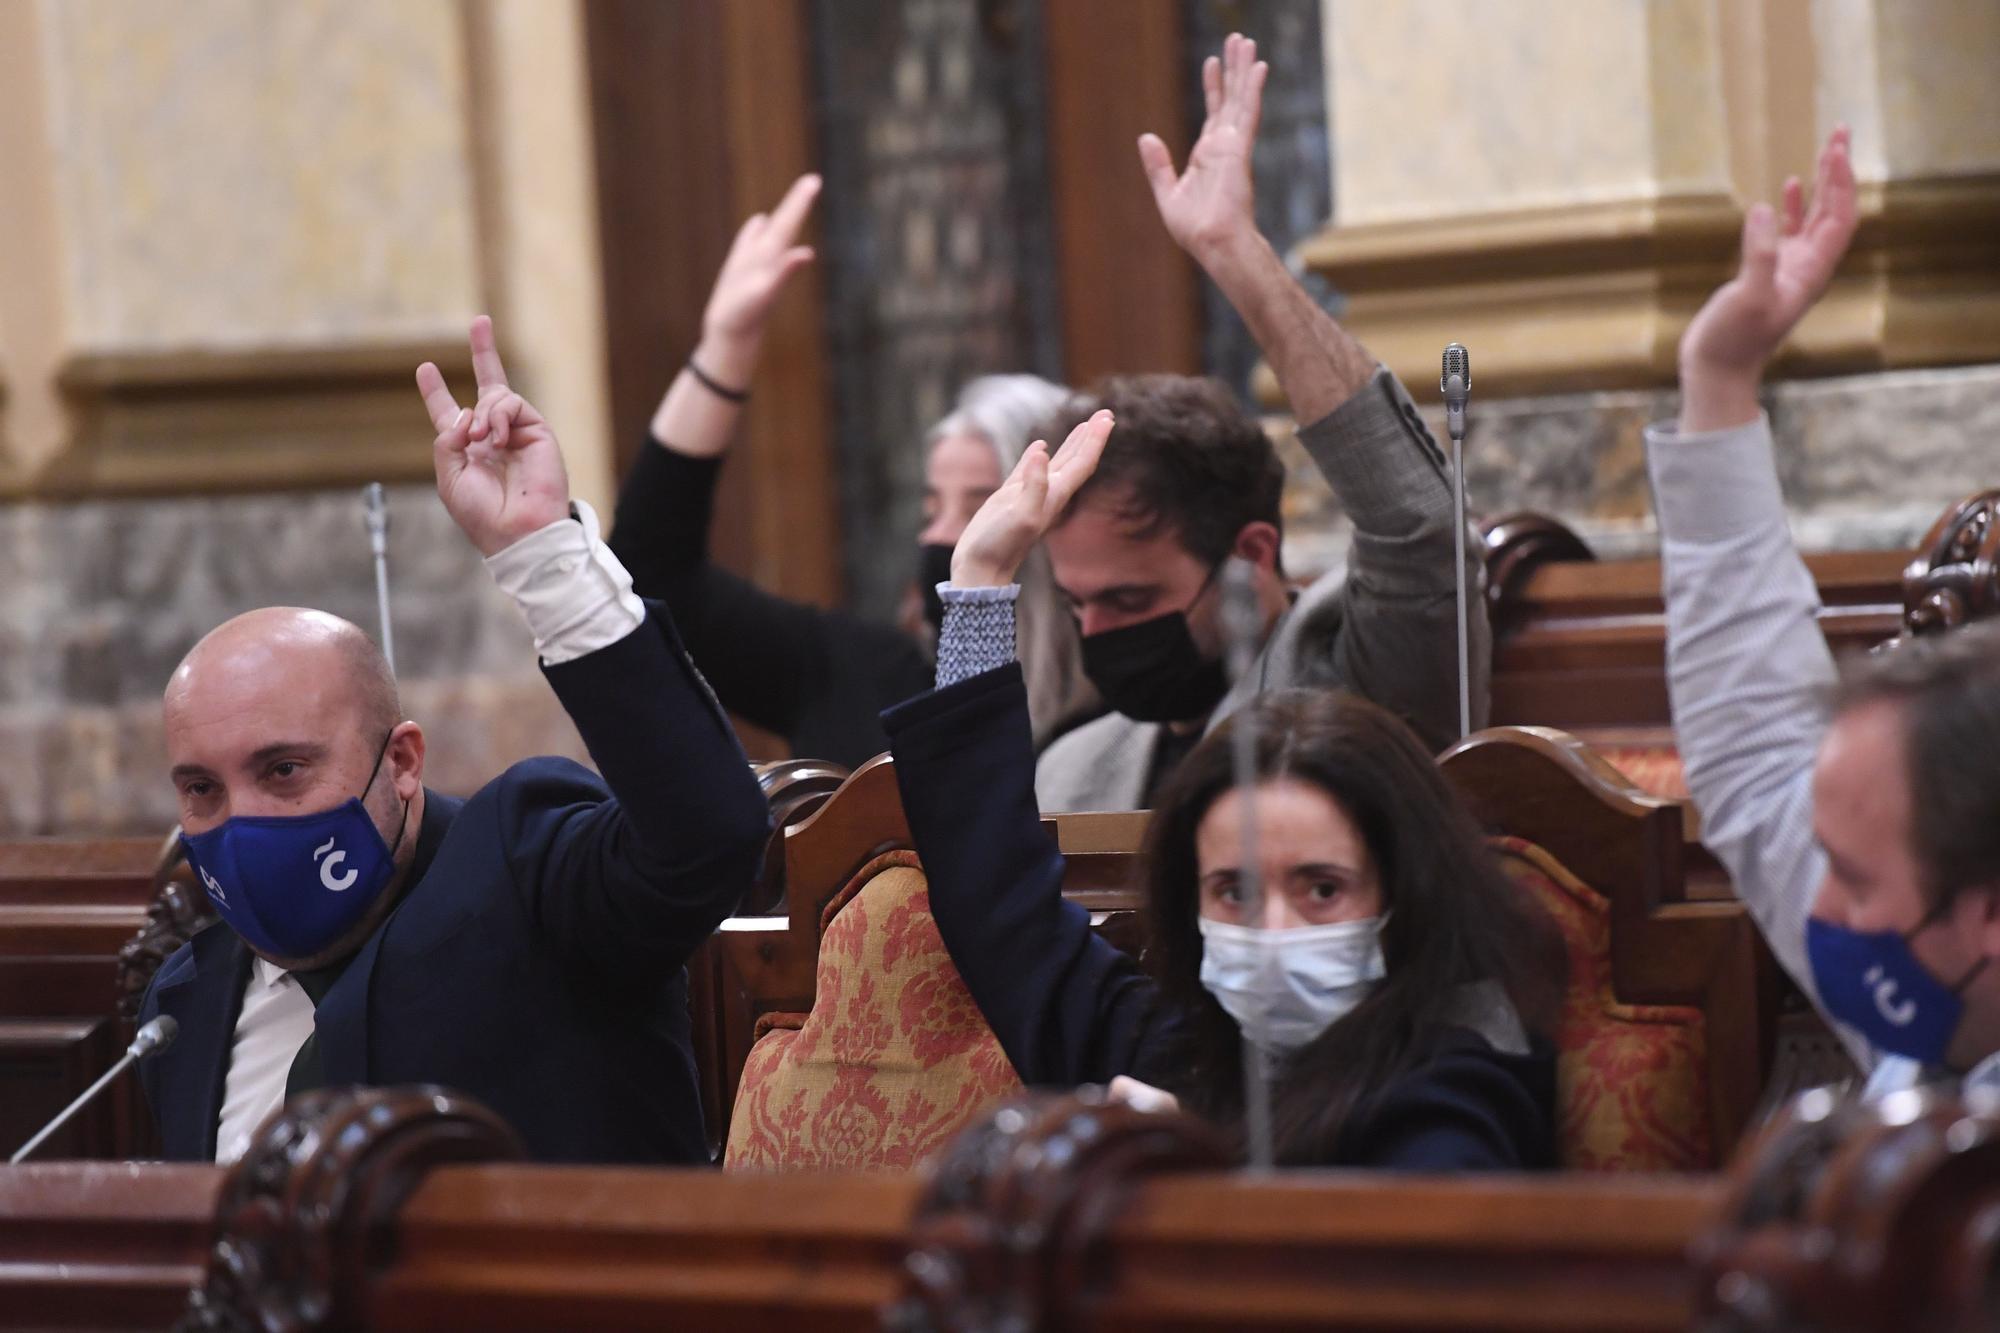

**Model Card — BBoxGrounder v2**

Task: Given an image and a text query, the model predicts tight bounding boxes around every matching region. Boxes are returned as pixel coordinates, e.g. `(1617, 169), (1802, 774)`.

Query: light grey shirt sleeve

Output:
(934, 582), (1020, 688)
(1646, 413), (1873, 1069)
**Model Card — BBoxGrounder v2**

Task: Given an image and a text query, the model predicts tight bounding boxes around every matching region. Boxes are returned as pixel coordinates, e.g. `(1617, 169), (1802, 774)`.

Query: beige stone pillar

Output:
(0, 0), (617, 835)
(0, 0), (615, 512)
(1304, 0), (2000, 401)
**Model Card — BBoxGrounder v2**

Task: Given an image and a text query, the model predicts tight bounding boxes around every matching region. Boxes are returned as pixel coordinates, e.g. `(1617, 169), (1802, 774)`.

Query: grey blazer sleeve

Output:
(1296, 366), (1490, 750)
(1647, 415), (1873, 1069)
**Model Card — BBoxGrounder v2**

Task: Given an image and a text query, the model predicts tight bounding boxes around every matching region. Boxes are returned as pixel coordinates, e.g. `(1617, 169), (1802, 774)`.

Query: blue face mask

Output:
(1805, 904), (1989, 1065)
(181, 735), (408, 962)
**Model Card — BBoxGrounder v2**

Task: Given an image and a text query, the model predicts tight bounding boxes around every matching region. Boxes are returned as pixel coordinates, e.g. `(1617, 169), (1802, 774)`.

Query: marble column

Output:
(1273, 0), (2000, 568)
(0, 0), (616, 835)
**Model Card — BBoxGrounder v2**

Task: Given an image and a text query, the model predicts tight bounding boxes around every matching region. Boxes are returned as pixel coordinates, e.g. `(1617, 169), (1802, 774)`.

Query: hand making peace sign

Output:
(416, 317), (572, 558)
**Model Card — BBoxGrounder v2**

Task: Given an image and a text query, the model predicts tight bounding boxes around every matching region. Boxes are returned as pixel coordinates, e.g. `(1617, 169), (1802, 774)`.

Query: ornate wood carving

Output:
(887, 1089), (1231, 1333)
(176, 1085), (523, 1333)
(115, 829), (215, 1023)
(743, 758), (851, 914)
(1695, 1085), (2000, 1332)
(1901, 488), (2000, 638)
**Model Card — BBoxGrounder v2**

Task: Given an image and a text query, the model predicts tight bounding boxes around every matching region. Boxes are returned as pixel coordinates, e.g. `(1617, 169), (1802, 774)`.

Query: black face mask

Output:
(918, 543), (955, 634)
(1080, 607), (1231, 723)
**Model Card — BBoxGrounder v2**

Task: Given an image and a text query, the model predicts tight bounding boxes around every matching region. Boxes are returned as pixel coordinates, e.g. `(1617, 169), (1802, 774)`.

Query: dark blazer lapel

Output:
(316, 791), (461, 1088)
(315, 928), (381, 1087)
(150, 923), (251, 1160)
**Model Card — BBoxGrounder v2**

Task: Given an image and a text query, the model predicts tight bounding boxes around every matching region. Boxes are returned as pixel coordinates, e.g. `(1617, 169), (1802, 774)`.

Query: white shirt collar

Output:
(250, 956), (292, 990)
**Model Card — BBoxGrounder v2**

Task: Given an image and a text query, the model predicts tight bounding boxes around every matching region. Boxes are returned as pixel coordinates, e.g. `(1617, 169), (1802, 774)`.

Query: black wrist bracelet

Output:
(687, 358), (750, 404)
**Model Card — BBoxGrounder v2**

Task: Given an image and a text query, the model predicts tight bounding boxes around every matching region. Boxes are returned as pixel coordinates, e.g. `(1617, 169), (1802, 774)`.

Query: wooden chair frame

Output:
(1440, 725), (1777, 1160)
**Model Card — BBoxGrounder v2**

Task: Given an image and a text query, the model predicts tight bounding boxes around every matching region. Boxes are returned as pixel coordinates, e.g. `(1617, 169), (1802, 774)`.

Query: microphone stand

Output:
(1221, 561), (1274, 1171)
(364, 483), (396, 675)
(1441, 345), (1473, 740)
(11, 1018), (177, 1164)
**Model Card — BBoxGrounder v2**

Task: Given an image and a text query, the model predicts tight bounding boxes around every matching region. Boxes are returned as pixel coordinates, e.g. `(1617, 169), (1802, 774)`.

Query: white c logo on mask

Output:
(314, 836), (358, 893)
(1864, 964), (1918, 1028)
(199, 865), (228, 905)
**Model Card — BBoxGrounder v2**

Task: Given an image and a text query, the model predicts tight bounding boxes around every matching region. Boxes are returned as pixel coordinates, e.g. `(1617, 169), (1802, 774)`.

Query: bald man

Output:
(136, 317), (770, 1165)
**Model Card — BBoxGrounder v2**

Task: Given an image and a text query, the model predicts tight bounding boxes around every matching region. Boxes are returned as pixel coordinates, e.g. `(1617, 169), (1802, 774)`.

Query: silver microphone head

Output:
(1440, 343), (1470, 406)
(130, 1015), (178, 1059)
(363, 482), (390, 548)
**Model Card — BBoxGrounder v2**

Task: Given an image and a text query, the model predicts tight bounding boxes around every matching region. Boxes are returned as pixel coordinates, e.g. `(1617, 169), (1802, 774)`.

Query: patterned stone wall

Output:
(1275, 362), (2000, 580)
(811, 0), (1062, 622)
(1185, 0), (1333, 400)
(0, 487), (587, 837)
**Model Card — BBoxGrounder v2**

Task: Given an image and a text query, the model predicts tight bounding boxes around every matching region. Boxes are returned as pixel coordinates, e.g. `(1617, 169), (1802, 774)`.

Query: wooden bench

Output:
(1483, 487), (2000, 739)
(3, 1079), (1993, 1332)
(0, 836), (196, 1162)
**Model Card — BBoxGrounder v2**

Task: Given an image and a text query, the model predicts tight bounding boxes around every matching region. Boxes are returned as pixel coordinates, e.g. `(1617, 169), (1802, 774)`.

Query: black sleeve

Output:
(509, 602), (772, 978)
(1335, 1035), (1557, 1171)
(882, 664), (1177, 1086)
(609, 438), (927, 748)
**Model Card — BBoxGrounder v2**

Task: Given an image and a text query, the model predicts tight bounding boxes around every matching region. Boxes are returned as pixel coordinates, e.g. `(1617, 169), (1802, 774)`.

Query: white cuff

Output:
(483, 499), (646, 666)
(939, 582), (1022, 604)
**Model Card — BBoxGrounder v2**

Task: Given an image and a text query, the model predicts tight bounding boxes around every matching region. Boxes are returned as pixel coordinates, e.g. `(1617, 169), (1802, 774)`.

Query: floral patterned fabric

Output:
(1491, 836), (1712, 1171)
(724, 851), (1022, 1171)
(1597, 746), (1689, 800)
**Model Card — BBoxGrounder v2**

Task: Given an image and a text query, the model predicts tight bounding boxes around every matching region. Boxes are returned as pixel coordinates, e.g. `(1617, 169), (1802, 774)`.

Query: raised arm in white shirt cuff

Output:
(483, 499), (646, 666)
(1644, 413), (1788, 545)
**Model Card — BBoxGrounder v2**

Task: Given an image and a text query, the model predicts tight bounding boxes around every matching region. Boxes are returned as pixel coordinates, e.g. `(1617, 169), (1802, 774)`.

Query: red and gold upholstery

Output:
(1595, 747), (1689, 801)
(724, 850), (1022, 1171)
(1490, 836), (1711, 1172)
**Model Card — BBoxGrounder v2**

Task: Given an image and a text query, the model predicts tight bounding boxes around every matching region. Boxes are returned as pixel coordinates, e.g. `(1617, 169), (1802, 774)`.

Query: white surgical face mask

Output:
(1197, 914), (1387, 1055)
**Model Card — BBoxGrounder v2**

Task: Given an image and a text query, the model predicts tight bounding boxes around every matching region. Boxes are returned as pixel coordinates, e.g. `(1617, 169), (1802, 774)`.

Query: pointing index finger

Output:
(469, 315), (509, 393)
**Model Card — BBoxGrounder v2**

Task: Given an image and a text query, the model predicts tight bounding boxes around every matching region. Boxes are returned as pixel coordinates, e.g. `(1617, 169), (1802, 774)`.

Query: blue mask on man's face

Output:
(180, 735), (408, 962)
(1806, 902), (1989, 1066)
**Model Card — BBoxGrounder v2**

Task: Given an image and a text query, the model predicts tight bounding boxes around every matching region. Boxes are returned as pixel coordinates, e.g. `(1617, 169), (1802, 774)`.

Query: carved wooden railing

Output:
(5, 1082), (1997, 1332)
(1898, 488), (2000, 639)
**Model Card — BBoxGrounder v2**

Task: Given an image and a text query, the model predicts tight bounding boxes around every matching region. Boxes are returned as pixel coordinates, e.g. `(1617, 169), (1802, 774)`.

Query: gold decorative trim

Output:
(12, 340), (473, 499)
(1289, 174), (2000, 404)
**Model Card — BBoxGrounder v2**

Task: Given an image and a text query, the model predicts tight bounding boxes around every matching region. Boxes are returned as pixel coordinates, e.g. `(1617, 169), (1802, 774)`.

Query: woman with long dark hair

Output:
(882, 415), (1562, 1167)
(607, 175), (1097, 769)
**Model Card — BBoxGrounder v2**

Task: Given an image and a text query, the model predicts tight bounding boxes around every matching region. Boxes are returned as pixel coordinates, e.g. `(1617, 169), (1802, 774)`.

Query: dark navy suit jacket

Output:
(882, 664), (1556, 1171)
(138, 604), (770, 1165)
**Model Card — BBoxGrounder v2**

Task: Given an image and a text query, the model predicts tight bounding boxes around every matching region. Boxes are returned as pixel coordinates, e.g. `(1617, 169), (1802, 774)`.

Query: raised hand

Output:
(416, 317), (571, 558)
(701, 173), (820, 356)
(1679, 127), (1858, 428)
(951, 410), (1115, 588)
(1138, 32), (1267, 261)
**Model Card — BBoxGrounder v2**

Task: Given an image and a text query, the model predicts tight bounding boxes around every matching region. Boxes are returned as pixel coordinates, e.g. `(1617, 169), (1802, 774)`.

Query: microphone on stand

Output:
(9, 1016), (178, 1164)
(1220, 561), (1275, 1171)
(363, 483), (396, 676)
(1440, 343), (1473, 740)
